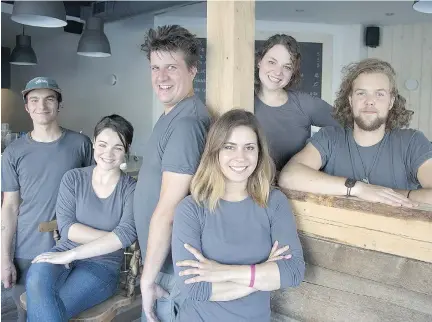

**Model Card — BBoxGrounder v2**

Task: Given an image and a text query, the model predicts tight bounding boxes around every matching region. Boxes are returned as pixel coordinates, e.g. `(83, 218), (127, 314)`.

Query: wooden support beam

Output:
(283, 190), (432, 263)
(206, 0), (255, 116)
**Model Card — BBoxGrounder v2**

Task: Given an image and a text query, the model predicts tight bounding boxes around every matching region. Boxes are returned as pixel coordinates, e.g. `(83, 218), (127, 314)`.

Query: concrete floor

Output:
(1, 286), (18, 322)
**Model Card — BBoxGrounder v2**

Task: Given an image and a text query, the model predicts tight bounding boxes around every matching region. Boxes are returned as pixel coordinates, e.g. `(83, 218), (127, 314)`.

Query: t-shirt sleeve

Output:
(269, 190), (305, 289)
(299, 93), (339, 128)
(307, 126), (337, 169)
(1, 146), (20, 192)
(112, 178), (137, 248)
(162, 118), (207, 175)
(405, 131), (432, 185)
(56, 170), (78, 239)
(172, 197), (212, 301)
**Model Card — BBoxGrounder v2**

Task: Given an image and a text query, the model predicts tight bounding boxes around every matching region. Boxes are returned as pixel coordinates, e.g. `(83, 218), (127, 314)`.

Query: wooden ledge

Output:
(282, 189), (432, 263)
(283, 189), (432, 221)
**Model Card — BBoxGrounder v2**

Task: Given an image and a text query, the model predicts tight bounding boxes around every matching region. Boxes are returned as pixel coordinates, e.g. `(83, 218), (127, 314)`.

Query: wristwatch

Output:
(345, 178), (357, 196)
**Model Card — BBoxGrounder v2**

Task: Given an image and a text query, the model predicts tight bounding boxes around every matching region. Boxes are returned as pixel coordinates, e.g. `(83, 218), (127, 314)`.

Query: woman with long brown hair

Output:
(255, 34), (339, 171)
(171, 109), (305, 322)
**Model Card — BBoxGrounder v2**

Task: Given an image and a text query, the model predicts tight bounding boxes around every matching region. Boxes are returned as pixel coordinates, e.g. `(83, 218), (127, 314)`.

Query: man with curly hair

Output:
(135, 25), (210, 322)
(278, 58), (432, 207)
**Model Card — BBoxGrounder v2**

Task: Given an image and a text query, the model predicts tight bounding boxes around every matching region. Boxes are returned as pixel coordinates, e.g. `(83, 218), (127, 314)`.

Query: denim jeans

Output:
(141, 272), (183, 322)
(11, 258), (33, 322)
(25, 260), (119, 322)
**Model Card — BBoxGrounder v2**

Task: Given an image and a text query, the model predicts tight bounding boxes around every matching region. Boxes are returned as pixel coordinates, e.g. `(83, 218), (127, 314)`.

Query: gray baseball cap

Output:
(22, 77), (62, 101)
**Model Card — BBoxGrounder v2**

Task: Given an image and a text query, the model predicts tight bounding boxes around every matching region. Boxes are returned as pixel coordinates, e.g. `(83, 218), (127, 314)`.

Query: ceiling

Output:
(2, 1), (94, 18)
(161, 0), (432, 26)
(2, 1), (431, 48)
(1, 1), (196, 20)
(1, 1), (196, 48)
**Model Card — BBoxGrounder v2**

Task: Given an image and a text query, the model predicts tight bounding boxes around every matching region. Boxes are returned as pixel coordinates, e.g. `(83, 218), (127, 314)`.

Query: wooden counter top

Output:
(282, 189), (432, 263)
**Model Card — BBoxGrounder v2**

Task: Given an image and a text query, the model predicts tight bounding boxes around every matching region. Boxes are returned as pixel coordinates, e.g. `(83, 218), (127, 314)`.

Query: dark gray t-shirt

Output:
(309, 126), (432, 190)
(255, 91), (339, 171)
(172, 189), (305, 322)
(53, 166), (136, 271)
(134, 95), (210, 274)
(1, 129), (93, 259)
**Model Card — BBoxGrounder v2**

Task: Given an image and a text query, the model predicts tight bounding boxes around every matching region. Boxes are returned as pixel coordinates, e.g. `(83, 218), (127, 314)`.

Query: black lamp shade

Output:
(77, 17), (111, 58)
(11, 1), (67, 28)
(10, 35), (37, 66)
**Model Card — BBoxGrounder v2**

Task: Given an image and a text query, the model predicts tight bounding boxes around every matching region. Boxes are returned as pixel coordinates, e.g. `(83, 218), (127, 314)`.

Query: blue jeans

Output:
(11, 258), (33, 322)
(141, 272), (183, 322)
(25, 260), (119, 322)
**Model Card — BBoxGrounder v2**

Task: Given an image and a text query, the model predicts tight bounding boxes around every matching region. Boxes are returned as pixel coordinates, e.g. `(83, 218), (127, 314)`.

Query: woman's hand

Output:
(32, 250), (76, 265)
(176, 244), (230, 284)
(267, 241), (291, 262)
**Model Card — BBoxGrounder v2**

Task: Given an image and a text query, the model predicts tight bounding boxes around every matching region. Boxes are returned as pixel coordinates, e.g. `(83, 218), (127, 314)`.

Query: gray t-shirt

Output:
(53, 166), (136, 271)
(1, 129), (93, 259)
(172, 189), (305, 322)
(134, 95), (210, 274)
(309, 126), (432, 190)
(255, 91), (339, 171)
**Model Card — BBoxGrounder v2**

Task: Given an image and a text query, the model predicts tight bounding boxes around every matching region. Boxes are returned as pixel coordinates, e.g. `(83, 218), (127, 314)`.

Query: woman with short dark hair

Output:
(25, 114), (137, 321)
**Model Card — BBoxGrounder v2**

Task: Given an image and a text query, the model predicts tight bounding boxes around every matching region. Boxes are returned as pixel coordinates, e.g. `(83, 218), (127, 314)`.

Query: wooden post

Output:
(206, 0), (255, 116)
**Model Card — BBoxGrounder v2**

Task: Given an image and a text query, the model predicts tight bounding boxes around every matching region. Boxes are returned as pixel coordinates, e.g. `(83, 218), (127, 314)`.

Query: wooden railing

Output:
(270, 190), (432, 322)
(283, 189), (432, 263)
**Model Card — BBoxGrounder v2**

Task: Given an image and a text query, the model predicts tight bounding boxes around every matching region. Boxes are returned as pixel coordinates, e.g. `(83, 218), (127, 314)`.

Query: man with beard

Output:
(278, 58), (432, 207)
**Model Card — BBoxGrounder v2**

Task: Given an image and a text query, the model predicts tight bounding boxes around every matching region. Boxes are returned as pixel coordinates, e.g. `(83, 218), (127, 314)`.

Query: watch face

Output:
(345, 178), (356, 188)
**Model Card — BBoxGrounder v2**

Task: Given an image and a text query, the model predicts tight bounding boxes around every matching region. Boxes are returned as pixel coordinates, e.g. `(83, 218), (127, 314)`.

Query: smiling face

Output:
(349, 72), (395, 131)
(93, 128), (127, 171)
(258, 44), (294, 92)
(25, 89), (59, 126)
(218, 125), (259, 187)
(150, 50), (197, 109)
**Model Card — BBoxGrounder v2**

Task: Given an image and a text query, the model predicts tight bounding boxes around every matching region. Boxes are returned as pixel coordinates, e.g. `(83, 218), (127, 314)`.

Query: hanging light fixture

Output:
(10, 26), (37, 66)
(77, 17), (111, 58)
(413, 0), (432, 13)
(11, 1), (67, 28)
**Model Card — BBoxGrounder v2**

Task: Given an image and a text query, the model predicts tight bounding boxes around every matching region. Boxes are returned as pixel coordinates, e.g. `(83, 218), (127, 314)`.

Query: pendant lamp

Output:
(11, 1), (67, 28)
(10, 26), (37, 66)
(413, 0), (432, 13)
(77, 17), (111, 58)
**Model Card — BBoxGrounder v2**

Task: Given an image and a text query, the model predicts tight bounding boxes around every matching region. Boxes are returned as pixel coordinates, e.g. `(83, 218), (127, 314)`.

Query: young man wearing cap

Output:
(279, 59), (432, 206)
(1, 77), (93, 322)
(135, 25), (210, 322)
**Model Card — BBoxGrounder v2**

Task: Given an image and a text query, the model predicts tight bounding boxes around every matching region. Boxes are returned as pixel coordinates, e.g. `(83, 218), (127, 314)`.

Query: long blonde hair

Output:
(191, 109), (275, 211)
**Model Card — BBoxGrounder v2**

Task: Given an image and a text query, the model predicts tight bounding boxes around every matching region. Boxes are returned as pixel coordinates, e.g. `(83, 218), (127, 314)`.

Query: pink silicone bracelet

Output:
(249, 264), (256, 288)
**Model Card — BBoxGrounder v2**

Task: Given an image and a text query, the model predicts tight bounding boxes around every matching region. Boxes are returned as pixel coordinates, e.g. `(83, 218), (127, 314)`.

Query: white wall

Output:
(1, 88), (32, 132)
(7, 13), (155, 155)
(152, 14), (367, 125)
(368, 23), (432, 140)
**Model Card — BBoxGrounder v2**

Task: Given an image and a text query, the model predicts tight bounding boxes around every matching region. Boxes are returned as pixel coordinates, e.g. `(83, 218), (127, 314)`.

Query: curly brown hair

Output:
(141, 25), (200, 70)
(333, 58), (413, 130)
(254, 34), (301, 94)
